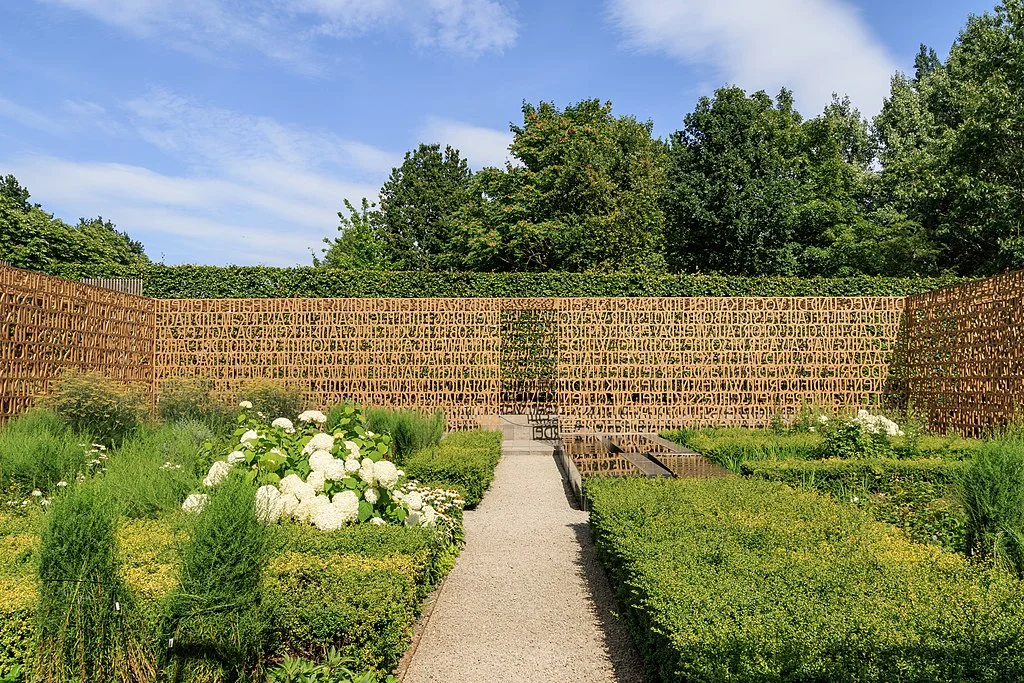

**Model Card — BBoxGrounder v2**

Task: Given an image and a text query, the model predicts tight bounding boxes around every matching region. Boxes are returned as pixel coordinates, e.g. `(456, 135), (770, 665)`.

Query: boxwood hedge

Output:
(48, 264), (965, 299)
(586, 476), (1024, 682)
(404, 430), (502, 508)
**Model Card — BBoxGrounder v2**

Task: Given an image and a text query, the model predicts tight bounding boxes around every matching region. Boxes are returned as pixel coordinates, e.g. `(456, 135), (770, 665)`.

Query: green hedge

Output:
(405, 431), (502, 508)
(47, 264), (966, 298)
(0, 513), (459, 678)
(586, 476), (1024, 682)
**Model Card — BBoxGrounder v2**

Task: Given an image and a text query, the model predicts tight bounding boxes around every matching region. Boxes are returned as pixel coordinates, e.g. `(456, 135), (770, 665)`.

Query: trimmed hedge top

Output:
(47, 264), (967, 299)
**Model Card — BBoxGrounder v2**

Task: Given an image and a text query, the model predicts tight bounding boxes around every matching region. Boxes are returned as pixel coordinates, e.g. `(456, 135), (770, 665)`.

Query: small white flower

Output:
(308, 450), (335, 473)
(373, 460), (399, 490)
(817, 415), (829, 424)
(227, 450), (247, 465)
(331, 490), (360, 523)
(255, 485), (282, 523)
(396, 470), (404, 478)
(203, 460), (233, 487)
(324, 458), (347, 481)
(30, 489), (43, 497)
(808, 427), (816, 433)
(307, 470), (326, 493)
(182, 493), (208, 513)
(344, 458), (361, 473)
(370, 516), (385, 526)
(298, 410), (327, 424)
(303, 432), (335, 455)
(240, 429), (259, 445)
(56, 481), (68, 488)
(404, 491), (423, 511)
(239, 400), (253, 409)
(364, 488), (379, 504)
(272, 417), (294, 430)
(366, 430), (376, 437)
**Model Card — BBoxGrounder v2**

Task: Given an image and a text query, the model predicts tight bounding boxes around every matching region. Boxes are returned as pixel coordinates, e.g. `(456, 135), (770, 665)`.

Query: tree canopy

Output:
(0, 175), (149, 271)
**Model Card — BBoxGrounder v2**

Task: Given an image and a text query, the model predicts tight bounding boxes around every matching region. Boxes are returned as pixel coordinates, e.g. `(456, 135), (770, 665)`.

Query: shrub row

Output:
(48, 264), (966, 298)
(586, 476), (1024, 682)
(404, 431), (502, 508)
(0, 510), (457, 678)
(665, 428), (981, 471)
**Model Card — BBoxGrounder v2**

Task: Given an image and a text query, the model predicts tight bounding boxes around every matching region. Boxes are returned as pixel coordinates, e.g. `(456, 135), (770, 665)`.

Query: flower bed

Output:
(587, 476), (1024, 682)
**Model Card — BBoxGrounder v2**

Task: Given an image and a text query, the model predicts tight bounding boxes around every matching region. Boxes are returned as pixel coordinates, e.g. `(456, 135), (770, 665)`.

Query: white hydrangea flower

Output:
(369, 516), (385, 526)
(227, 450), (247, 465)
(324, 459), (347, 481)
(294, 494), (331, 523)
(404, 511), (421, 527)
(271, 417), (295, 433)
(307, 470), (326, 493)
(182, 493), (208, 513)
(303, 432), (335, 455)
(280, 474), (316, 502)
(240, 429), (259, 445)
(360, 457), (374, 469)
(404, 491), (423, 511)
(298, 410), (327, 424)
(279, 474), (304, 495)
(817, 414), (829, 424)
(344, 440), (360, 458)
(313, 504), (349, 531)
(372, 461), (399, 490)
(274, 492), (300, 519)
(344, 458), (361, 473)
(255, 485), (282, 523)
(332, 490), (360, 523)
(396, 470), (404, 478)
(364, 488), (379, 504)
(203, 460), (232, 487)
(422, 504), (436, 526)
(308, 450), (335, 473)
(358, 463), (377, 486)
(239, 400), (253, 409)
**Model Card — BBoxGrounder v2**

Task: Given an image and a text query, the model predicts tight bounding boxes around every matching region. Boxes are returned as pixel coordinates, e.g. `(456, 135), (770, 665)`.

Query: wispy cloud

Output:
(419, 117), (513, 168)
(606, 0), (897, 116)
(2, 89), (512, 265)
(0, 97), (68, 135)
(37, 0), (518, 72)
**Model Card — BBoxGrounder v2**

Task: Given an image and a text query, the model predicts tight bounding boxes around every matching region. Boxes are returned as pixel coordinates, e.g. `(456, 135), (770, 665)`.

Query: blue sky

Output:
(0, 0), (995, 266)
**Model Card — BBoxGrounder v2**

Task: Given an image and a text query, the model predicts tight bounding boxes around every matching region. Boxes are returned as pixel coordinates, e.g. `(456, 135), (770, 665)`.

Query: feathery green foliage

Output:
(960, 433), (1024, 576)
(0, 409), (85, 492)
(44, 371), (148, 448)
(364, 408), (445, 464)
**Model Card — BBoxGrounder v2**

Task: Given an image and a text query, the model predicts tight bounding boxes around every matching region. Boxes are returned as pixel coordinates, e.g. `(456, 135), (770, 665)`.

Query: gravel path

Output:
(402, 439), (646, 683)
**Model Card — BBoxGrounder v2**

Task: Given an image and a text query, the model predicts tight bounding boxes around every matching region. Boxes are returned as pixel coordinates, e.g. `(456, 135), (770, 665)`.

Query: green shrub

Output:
(163, 474), (273, 681)
(49, 264), (966, 298)
(0, 409), (86, 493)
(267, 552), (420, 674)
(44, 371), (148, 447)
(364, 408), (445, 464)
(237, 380), (305, 423)
(156, 378), (234, 432)
(663, 428), (823, 471)
(586, 476), (1024, 682)
(35, 483), (155, 683)
(960, 435), (1024, 576)
(404, 431), (501, 508)
(93, 423), (210, 519)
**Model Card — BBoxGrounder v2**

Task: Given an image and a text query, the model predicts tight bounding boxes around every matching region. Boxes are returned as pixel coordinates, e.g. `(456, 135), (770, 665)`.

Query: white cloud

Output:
(606, 0), (898, 116)
(37, 0), (518, 70)
(419, 117), (513, 168)
(0, 97), (67, 135)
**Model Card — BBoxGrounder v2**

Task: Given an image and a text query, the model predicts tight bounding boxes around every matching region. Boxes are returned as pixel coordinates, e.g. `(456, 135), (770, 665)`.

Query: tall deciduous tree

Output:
(376, 143), (474, 270)
(665, 87), (805, 275)
(316, 198), (388, 269)
(459, 100), (669, 272)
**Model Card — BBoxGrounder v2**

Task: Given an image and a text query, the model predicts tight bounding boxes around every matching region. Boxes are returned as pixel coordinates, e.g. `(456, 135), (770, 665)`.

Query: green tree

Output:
(0, 174), (149, 270)
(375, 143), (474, 270)
(316, 198), (388, 269)
(665, 87), (805, 274)
(459, 100), (669, 272)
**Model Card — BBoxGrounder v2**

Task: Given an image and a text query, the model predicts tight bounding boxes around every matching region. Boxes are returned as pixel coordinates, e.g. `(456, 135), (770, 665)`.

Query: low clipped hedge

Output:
(0, 513), (458, 678)
(586, 476), (1024, 682)
(47, 264), (965, 299)
(740, 457), (964, 494)
(404, 430), (502, 508)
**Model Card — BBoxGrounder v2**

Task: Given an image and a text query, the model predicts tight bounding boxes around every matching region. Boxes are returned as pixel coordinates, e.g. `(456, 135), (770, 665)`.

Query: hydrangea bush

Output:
(183, 403), (464, 535)
(820, 409), (905, 459)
